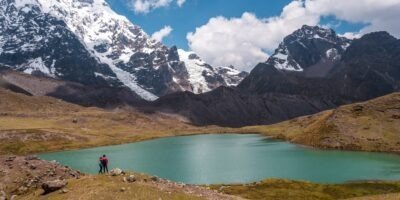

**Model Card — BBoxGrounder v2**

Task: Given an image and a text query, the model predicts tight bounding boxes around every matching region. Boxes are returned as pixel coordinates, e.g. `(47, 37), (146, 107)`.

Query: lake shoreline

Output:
(38, 134), (400, 185)
(3, 133), (400, 200)
(2, 155), (400, 200)
(3, 127), (400, 157)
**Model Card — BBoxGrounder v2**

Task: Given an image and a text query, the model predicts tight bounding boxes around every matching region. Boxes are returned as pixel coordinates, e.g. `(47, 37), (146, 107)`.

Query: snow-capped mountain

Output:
(0, 0), (247, 101)
(177, 49), (247, 93)
(267, 25), (351, 77)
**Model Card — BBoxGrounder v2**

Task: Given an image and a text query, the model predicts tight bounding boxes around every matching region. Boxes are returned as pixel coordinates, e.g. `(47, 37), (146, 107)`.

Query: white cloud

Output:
(177, 0), (185, 7)
(151, 26), (173, 42)
(187, 1), (319, 71)
(339, 32), (361, 39)
(304, 0), (400, 38)
(130, 0), (186, 14)
(187, 0), (400, 71)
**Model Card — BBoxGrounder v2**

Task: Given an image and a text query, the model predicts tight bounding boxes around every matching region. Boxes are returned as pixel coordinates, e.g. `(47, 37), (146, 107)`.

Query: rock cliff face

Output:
(267, 25), (351, 76)
(0, 0), (247, 101)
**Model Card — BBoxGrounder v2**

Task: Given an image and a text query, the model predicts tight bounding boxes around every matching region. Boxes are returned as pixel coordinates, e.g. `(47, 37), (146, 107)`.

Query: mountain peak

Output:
(1, 0), (247, 101)
(298, 25), (335, 36)
(266, 25), (351, 75)
(287, 25), (344, 46)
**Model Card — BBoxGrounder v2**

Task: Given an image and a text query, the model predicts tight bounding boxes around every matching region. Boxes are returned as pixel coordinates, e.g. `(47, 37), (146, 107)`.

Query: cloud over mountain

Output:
(187, 0), (400, 71)
(151, 25), (173, 42)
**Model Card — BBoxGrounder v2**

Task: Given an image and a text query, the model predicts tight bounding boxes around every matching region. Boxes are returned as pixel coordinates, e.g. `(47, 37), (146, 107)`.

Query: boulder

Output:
(25, 155), (39, 160)
(110, 168), (123, 176)
(150, 176), (159, 182)
(17, 186), (28, 194)
(50, 160), (59, 165)
(127, 175), (136, 183)
(60, 189), (69, 194)
(42, 180), (68, 194)
(5, 156), (16, 162)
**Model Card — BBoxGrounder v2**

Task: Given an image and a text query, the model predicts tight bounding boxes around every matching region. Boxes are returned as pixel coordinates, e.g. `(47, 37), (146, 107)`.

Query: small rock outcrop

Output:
(127, 175), (136, 183)
(151, 176), (159, 182)
(41, 180), (68, 194)
(110, 168), (123, 176)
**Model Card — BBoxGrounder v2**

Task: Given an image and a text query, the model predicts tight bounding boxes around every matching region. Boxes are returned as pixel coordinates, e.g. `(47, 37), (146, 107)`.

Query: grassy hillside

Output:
(0, 88), (234, 155)
(212, 179), (400, 200)
(242, 92), (400, 153)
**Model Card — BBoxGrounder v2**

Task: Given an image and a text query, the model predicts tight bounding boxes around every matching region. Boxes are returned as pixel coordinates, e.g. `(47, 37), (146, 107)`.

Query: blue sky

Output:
(105, 0), (398, 71)
(106, 0), (365, 49)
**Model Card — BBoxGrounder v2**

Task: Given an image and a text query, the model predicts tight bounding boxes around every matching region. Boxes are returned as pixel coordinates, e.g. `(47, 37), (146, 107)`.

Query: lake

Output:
(38, 134), (400, 184)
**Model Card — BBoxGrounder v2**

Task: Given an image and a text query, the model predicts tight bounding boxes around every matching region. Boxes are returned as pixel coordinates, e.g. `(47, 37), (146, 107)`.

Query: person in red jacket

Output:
(100, 154), (109, 173)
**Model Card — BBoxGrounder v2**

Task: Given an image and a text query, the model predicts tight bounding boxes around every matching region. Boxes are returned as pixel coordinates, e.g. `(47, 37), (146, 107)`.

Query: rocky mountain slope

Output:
(267, 25), (351, 76)
(0, 0), (246, 100)
(0, 69), (146, 108)
(152, 27), (400, 127)
(245, 92), (400, 153)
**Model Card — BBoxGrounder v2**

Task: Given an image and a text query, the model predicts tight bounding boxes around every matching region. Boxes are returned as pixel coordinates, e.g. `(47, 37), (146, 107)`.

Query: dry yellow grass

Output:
(345, 193), (400, 200)
(240, 93), (400, 153)
(18, 175), (205, 200)
(0, 88), (237, 155)
(212, 179), (400, 200)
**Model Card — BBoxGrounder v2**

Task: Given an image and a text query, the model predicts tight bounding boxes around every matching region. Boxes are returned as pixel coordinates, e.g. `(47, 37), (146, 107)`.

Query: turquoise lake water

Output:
(38, 134), (400, 184)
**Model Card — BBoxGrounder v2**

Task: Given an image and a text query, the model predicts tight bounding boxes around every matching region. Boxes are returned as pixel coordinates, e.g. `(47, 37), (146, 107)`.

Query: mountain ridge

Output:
(151, 29), (400, 127)
(0, 0), (247, 100)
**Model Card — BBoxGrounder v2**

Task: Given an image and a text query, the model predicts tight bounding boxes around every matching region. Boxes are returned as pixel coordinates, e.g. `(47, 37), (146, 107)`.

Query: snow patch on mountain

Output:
(18, 57), (54, 76)
(178, 49), (247, 93)
(177, 49), (209, 93)
(326, 48), (341, 61)
(268, 46), (303, 71)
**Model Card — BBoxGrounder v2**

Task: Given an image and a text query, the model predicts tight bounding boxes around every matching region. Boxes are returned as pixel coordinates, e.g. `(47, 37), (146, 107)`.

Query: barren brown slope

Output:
(0, 88), (232, 155)
(243, 92), (400, 153)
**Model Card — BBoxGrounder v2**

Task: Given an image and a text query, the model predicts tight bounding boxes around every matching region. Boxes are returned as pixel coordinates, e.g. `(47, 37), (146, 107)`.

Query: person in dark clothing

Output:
(98, 157), (103, 174)
(101, 154), (109, 173)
